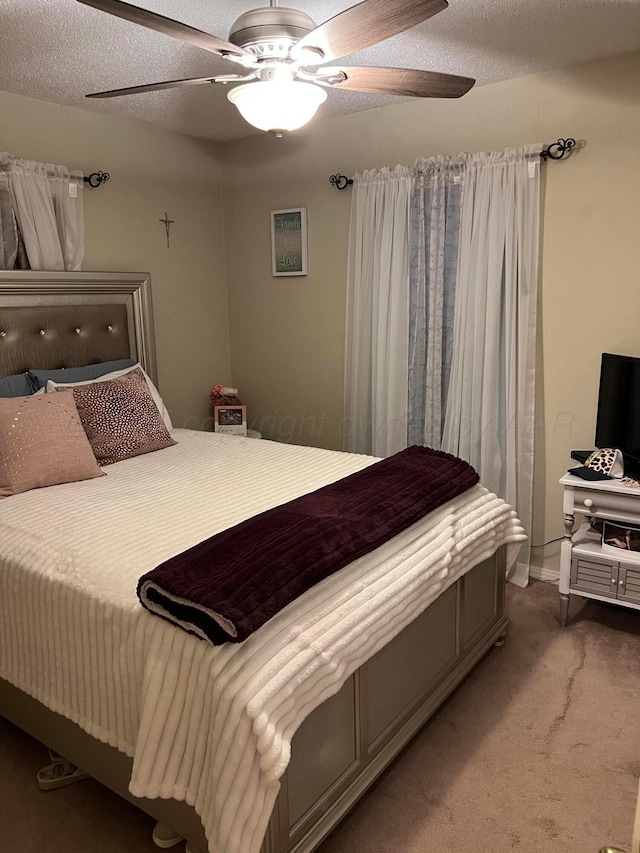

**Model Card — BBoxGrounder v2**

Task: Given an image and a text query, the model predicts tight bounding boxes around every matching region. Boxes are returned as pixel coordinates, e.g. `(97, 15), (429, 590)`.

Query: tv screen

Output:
(595, 353), (640, 470)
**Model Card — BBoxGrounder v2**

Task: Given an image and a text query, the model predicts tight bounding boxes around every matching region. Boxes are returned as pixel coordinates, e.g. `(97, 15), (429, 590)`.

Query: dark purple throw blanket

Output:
(137, 446), (478, 645)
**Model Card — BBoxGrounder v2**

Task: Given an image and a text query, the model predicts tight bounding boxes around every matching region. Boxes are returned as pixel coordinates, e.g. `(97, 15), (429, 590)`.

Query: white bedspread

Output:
(0, 430), (526, 853)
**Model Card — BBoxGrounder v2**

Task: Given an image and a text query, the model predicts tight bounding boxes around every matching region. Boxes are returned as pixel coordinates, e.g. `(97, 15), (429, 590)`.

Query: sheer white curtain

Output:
(0, 172), (17, 270)
(50, 164), (85, 271)
(409, 157), (464, 449)
(441, 145), (541, 587)
(344, 167), (412, 457)
(344, 145), (541, 586)
(0, 154), (84, 271)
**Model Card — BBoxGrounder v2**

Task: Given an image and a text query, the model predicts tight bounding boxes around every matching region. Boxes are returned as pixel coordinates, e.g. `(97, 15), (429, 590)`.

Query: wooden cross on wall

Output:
(159, 212), (174, 248)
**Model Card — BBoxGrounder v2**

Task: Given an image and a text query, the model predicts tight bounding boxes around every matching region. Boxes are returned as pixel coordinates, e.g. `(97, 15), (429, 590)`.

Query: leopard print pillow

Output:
(57, 367), (176, 466)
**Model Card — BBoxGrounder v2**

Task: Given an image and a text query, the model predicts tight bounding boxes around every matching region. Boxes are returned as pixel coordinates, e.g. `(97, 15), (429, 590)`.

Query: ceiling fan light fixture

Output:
(227, 79), (327, 133)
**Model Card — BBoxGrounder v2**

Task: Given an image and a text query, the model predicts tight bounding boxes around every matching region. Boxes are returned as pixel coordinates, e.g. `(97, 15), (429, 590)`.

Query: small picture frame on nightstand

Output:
(602, 519), (640, 562)
(214, 405), (247, 436)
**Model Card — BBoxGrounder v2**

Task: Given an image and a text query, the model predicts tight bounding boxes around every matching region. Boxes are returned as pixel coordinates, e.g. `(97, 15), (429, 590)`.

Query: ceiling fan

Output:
(77, 0), (475, 135)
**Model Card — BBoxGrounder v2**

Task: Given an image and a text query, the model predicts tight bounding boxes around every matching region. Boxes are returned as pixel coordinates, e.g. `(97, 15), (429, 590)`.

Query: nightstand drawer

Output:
(569, 487), (640, 523)
(570, 557), (618, 598)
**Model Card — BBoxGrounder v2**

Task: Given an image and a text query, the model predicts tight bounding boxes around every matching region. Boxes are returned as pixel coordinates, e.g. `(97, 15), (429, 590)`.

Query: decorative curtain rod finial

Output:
(329, 173), (354, 191)
(540, 138), (576, 161)
(83, 171), (110, 188)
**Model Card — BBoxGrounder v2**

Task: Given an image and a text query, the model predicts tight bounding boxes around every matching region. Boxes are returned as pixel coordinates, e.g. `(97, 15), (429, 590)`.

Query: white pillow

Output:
(45, 363), (173, 431)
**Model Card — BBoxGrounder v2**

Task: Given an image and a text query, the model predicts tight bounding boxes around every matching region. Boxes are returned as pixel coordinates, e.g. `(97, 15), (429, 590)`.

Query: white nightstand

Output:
(559, 472), (640, 625)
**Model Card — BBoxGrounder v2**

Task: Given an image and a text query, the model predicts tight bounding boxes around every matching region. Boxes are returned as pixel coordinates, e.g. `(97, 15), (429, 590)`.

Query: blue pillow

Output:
(0, 373), (36, 398)
(28, 359), (136, 390)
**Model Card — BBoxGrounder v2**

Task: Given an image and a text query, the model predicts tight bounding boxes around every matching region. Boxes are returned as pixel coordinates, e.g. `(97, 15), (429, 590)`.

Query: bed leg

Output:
(494, 625), (509, 647)
(152, 822), (184, 848)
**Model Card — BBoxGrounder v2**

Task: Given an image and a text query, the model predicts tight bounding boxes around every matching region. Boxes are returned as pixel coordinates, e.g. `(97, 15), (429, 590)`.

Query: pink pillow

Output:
(58, 367), (176, 466)
(0, 391), (105, 498)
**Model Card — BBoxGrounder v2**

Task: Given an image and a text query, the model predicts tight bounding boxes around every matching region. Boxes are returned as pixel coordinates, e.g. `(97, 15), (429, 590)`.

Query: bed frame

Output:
(0, 272), (509, 853)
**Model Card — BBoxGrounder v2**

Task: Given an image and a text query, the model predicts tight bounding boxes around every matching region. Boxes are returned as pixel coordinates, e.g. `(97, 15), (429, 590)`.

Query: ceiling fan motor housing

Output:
(228, 7), (316, 55)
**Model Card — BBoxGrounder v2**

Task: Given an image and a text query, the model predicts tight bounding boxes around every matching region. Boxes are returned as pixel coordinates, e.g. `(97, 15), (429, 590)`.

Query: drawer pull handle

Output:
(583, 498), (593, 508)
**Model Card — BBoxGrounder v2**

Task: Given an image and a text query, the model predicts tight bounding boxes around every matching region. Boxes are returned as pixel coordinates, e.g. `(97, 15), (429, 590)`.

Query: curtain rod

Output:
(329, 137), (577, 190)
(0, 167), (110, 189)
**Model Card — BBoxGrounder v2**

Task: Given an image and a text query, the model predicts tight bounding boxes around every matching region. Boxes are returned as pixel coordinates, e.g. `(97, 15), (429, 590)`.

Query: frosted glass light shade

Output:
(227, 80), (327, 132)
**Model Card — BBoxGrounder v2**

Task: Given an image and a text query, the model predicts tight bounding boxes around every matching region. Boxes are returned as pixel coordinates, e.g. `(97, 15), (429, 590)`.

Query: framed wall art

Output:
(270, 208), (308, 276)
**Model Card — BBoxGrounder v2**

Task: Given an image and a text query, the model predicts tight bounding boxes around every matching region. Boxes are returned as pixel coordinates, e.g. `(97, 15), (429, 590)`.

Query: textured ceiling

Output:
(2, 0), (640, 142)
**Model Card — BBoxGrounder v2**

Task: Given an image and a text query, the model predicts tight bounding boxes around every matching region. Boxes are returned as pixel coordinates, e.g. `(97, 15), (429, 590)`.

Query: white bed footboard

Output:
(0, 548), (507, 853)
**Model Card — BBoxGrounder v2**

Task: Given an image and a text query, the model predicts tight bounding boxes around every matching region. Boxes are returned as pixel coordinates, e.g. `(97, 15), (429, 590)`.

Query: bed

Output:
(0, 271), (526, 853)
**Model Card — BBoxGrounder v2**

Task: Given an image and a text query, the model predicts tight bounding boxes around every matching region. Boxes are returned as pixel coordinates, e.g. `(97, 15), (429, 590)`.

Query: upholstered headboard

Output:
(0, 272), (157, 383)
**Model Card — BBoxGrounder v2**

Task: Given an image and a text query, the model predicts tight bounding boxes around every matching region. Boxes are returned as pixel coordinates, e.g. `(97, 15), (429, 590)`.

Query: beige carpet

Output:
(2, 580), (640, 853)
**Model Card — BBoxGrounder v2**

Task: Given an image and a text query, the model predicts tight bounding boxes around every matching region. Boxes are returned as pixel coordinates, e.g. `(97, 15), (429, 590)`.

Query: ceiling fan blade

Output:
(317, 66), (475, 98)
(292, 0), (447, 64)
(86, 76), (222, 98)
(76, 0), (246, 57)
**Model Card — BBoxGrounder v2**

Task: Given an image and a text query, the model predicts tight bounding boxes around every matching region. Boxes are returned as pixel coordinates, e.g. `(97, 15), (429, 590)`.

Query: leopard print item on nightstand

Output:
(57, 367), (176, 466)
(585, 448), (624, 477)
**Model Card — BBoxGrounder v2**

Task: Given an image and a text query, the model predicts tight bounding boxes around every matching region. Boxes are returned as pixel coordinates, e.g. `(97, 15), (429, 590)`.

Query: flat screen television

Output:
(595, 352), (640, 477)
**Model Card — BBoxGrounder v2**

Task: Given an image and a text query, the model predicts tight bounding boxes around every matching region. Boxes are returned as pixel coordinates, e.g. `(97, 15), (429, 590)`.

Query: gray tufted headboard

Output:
(0, 271), (158, 383)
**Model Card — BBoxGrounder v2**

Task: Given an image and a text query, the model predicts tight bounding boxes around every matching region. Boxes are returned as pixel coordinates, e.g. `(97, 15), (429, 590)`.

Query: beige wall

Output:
(220, 51), (640, 576)
(4, 51), (639, 575)
(0, 89), (231, 428)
